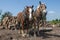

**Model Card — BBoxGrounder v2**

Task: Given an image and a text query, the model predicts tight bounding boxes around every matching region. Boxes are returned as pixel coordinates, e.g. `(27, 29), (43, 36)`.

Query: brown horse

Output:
(33, 1), (47, 35)
(17, 5), (34, 37)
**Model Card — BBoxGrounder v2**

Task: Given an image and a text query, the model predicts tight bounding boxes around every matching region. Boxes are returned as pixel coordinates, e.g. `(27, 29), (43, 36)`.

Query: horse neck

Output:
(21, 11), (27, 19)
(35, 9), (41, 17)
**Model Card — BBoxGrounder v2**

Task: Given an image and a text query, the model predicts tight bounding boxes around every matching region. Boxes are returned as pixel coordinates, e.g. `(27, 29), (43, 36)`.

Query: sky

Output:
(0, 0), (60, 21)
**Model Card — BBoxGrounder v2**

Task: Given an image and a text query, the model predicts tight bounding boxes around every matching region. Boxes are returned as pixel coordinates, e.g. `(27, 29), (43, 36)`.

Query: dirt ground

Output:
(0, 27), (60, 40)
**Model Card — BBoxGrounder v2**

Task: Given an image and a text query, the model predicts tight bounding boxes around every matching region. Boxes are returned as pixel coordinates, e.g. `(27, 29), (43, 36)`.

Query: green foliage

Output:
(0, 10), (2, 22)
(1, 11), (12, 21)
(49, 19), (60, 24)
(0, 10), (2, 15)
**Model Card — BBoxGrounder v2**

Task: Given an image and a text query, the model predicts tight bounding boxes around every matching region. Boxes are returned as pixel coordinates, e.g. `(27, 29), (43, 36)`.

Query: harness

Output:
(22, 10), (27, 19)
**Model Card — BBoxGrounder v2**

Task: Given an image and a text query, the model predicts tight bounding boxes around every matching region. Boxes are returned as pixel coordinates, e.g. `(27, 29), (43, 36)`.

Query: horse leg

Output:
(35, 19), (40, 36)
(43, 20), (46, 27)
(33, 20), (37, 36)
(25, 20), (29, 37)
(21, 21), (26, 37)
(26, 21), (29, 37)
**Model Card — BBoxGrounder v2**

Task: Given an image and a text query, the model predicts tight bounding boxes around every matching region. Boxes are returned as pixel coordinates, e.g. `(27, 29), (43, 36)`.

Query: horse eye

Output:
(45, 6), (47, 8)
(32, 10), (34, 12)
(41, 6), (42, 8)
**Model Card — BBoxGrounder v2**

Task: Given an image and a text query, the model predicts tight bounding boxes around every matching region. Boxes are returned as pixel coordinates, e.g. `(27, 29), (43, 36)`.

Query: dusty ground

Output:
(0, 27), (60, 40)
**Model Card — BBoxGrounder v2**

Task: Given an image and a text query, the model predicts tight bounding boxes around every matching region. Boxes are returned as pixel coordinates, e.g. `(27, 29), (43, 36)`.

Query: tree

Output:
(0, 10), (2, 22)
(1, 11), (12, 21)
(0, 10), (2, 15)
(49, 19), (60, 24)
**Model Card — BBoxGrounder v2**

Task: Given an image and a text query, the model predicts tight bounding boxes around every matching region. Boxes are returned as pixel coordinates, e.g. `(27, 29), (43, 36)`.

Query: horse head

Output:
(24, 5), (34, 21)
(36, 1), (47, 16)
(41, 3), (47, 14)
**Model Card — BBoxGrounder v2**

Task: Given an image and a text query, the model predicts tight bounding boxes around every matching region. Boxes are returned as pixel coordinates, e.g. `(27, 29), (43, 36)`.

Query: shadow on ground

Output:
(29, 29), (60, 39)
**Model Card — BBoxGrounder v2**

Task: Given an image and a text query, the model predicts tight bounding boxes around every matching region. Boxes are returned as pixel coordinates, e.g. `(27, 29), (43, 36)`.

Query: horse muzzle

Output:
(43, 10), (47, 13)
(29, 16), (33, 21)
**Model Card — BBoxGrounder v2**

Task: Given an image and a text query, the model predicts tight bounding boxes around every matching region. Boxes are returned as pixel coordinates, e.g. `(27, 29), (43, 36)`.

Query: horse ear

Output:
(24, 6), (27, 8)
(39, 1), (41, 5)
(45, 6), (47, 8)
(25, 6), (28, 8)
(32, 5), (34, 8)
(24, 6), (26, 9)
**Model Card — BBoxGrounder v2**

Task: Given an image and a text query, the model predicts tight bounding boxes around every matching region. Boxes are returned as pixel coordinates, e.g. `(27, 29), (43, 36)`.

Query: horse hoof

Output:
(26, 34), (30, 37)
(22, 33), (26, 37)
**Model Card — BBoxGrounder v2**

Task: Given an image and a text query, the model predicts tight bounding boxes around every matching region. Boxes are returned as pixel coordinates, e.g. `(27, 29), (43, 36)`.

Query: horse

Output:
(17, 5), (34, 37)
(33, 1), (47, 36)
